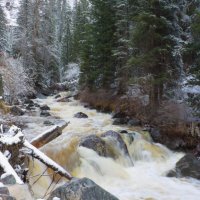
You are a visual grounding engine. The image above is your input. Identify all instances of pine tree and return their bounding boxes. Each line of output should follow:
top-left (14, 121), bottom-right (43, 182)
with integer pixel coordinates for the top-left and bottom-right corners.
top-left (0, 4), bottom-right (7, 51)
top-left (128, 0), bottom-right (179, 109)
top-left (113, 0), bottom-right (131, 93)
top-left (187, 10), bottom-right (200, 116)
top-left (80, 0), bottom-right (117, 89)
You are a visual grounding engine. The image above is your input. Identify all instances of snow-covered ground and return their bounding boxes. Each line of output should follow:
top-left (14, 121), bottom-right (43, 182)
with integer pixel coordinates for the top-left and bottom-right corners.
top-left (0, 0), bottom-right (20, 26)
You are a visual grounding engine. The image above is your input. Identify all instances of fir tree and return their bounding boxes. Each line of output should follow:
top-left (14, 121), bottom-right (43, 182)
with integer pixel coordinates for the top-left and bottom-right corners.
top-left (187, 10), bottom-right (200, 116)
top-left (80, 0), bottom-right (117, 89)
top-left (129, 0), bottom-right (179, 109)
top-left (0, 4), bottom-right (7, 51)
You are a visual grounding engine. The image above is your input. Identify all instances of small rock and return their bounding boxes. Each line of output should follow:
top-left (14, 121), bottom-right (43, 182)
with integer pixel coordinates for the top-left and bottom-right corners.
top-left (44, 120), bottom-right (55, 126)
top-left (26, 104), bottom-right (35, 110)
top-left (120, 130), bottom-right (128, 134)
top-left (40, 110), bottom-right (51, 117)
top-left (47, 178), bottom-right (119, 200)
top-left (74, 112), bottom-right (88, 118)
top-left (1, 174), bottom-right (16, 185)
top-left (55, 94), bottom-right (61, 99)
top-left (40, 105), bottom-right (50, 111)
top-left (57, 97), bottom-right (72, 103)
top-left (10, 106), bottom-right (24, 116)
top-left (23, 99), bottom-right (34, 105)
top-left (34, 103), bottom-right (40, 107)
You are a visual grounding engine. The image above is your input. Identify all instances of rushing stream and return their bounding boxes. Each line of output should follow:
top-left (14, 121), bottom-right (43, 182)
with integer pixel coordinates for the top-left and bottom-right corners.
top-left (28, 93), bottom-right (200, 200)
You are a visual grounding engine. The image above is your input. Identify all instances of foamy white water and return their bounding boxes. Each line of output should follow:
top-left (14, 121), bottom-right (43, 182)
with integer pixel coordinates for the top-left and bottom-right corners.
top-left (30, 93), bottom-right (200, 200)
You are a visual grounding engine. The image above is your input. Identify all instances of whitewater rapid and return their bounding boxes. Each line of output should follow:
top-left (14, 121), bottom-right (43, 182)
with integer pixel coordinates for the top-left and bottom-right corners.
top-left (29, 93), bottom-right (200, 200)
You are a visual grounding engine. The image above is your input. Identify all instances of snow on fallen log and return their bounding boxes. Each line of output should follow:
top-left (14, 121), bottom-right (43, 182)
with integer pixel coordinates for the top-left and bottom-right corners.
top-left (0, 126), bottom-right (24, 145)
top-left (0, 151), bottom-right (23, 184)
top-left (31, 121), bottom-right (69, 148)
top-left (24, 140), bottom-right (73, 180)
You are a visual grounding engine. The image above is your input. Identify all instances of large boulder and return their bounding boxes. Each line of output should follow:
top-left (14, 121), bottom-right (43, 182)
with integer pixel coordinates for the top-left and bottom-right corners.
top-left (167, 154), bottom-right (200, 180)
top-left (79, 135), bottom-right (107, 157)
top-left (74, 112), bottom-right (88, 119)
top-left (47, 178), bottom-right (119, 200)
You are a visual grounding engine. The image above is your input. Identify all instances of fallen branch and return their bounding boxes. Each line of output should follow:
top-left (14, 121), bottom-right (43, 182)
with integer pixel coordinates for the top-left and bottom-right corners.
top-left (0, 151), bottom-right (23, 184)
top-left (24, 140), bottom-right (73, 180)
top-left (31, 121), bottom-right (69, 148)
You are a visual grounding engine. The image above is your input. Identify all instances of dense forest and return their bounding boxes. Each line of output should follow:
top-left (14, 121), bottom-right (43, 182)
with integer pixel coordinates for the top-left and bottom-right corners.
top-left (0, 0), bottom-right (199, 150)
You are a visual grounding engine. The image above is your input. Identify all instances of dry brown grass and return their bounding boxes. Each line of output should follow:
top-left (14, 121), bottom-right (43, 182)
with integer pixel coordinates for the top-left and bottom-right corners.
top-left (0, 100), bottom-right (10, 114)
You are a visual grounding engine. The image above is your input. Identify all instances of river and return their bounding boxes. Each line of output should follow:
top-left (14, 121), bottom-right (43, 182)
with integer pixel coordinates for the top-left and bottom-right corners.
top-left (25, 93), bottom-right (200, 200)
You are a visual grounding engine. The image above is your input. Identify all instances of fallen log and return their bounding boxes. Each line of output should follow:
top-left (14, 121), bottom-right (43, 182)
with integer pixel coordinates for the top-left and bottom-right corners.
top-left (24, 140), bottom-right (73, 181)
top-left (31, 121), bottom-right (69, 148)
top-left (0, 151), bottom-right (23, 184)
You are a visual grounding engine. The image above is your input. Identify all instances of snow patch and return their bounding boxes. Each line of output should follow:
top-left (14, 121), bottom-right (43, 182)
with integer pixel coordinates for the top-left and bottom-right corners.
top-left (0, 0), bottom-right (21, 26)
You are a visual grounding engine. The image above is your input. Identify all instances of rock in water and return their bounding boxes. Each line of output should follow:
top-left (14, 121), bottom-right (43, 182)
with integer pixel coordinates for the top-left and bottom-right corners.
top-left (74, 112), bottom-right (88, 118)
top-left (40, 104), bottom-right (50, 111)
top-left (167, 154), bottom-right (200, 180)
top-left (47, 178), bottom-right (119, 200)
top-left (79, 135), bottom-right (107, 157)
top-left (101, 130), bottom-right (130, 157)
top-left (10, 106), bottom-right (24, 116)
top-left (40, 110), bottom-right (51, 117)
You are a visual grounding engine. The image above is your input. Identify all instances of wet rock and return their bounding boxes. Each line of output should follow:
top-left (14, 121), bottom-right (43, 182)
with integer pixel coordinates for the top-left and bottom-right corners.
top-left (10, 106), bottom-right (24, 116)
top-left (44, 120), bottom-right (55, 126)
top-left (57, 97), bottom-right (72, 103)
top-left (40, 110), bottom-right (51, 117)
top-left (23, 99), bottom-right (34, 105)
top-left (40, 104), bottom-right (50, 111)
top-left (55, 94), bottom-right (61, 99)
top-left (167, 170), bottom-right (177, 177)
top-left (120, 130), bottom-right (128, 134)
top-left (168, 154), bottom-right (200, 180)
top-left (74, 112), bottom-right (88, 119)
top-left (79, 135), bottom-right (107, 157)
top-left (1, 174), bottom-right (16, 185)
top-left (128, 118), bottom-right (141, 126)
top-left (47, 177), bottom-right (119, 200)
top-left (101, 131), bottom-right (129, 156)
top-left (34, 103), bottom-right (40, 107)
top-left (26, 103), bottom-right (35, 110)
top-left (0, 187), bottom-right (9, 195)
